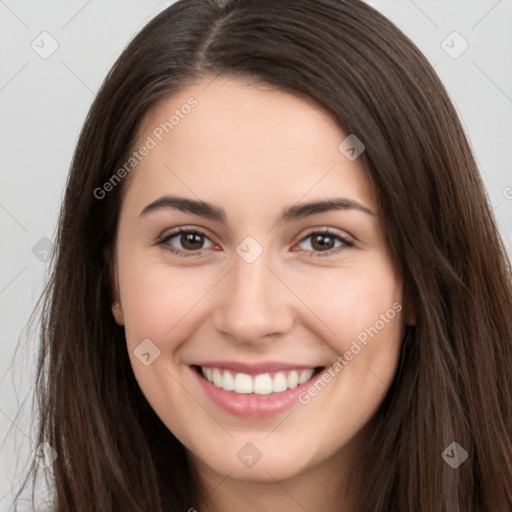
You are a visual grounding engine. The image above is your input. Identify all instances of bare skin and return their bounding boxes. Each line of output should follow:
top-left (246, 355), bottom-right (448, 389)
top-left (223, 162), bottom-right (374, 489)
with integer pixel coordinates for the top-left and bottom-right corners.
top-left (111, 75), bottom-right (413, 512)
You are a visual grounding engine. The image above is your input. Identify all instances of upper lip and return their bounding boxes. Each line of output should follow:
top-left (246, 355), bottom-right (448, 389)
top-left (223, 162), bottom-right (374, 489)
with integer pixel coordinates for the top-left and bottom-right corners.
top-left (192, 361), bottom-right (324, 375)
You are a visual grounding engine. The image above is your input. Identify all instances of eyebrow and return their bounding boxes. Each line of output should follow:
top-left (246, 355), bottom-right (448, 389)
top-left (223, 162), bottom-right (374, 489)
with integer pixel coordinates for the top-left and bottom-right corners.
top-left (139, 195), bottom-right (375, 222)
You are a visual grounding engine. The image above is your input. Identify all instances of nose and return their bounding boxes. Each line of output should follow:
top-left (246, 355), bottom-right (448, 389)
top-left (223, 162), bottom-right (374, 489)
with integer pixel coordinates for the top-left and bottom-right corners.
top-left (212, 251), bottom-right (295, 345)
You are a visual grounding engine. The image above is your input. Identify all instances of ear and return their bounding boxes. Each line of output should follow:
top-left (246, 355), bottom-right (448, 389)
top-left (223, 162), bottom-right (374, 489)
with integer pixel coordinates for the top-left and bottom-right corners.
top-left (112, 301), bottom-right (125, 326)
top-left (109, 262), bottom-right (125, 326)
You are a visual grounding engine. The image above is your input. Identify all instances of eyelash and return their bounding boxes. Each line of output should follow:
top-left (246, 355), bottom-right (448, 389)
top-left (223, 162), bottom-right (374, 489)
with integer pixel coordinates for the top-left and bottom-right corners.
top-left (156, 227), bottom-right (354, 258)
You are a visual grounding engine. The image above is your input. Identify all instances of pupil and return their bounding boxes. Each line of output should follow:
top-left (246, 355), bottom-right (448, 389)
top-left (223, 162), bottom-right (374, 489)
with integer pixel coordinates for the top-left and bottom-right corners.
top-left (182, 232), bottom-right (203, 250)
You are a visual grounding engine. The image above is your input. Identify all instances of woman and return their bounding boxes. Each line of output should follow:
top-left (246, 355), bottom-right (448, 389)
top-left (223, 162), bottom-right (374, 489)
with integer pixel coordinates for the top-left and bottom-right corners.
top-left (14, 0), bottom-right (512, 510)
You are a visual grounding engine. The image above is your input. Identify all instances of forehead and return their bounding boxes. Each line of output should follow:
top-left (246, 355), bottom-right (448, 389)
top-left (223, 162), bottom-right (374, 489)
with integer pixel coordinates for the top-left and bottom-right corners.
top-left (121, 75), bottom-right (376, 218)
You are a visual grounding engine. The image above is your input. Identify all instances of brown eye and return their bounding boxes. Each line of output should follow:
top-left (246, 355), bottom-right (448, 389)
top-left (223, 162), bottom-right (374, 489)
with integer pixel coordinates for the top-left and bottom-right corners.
top-left (297, 230), bottom-right (353, 255)
top-left (310, 233), bottom-right (336, 251)
top-left (180, 231), bottom-right (205, 250)
top-left (159, 229), bottom-right (215, 255)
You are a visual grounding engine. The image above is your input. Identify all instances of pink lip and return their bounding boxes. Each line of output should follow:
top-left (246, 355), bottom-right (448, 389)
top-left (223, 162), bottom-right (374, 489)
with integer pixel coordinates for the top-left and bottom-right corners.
top-left (194, 360), bottom-right (321, 375)
top-left (191, 365), bottom-right (324, 418)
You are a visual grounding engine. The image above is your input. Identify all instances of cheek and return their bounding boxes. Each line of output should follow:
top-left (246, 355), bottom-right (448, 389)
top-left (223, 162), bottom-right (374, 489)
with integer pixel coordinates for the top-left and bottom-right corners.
top-left (118, 246), bottom-right (214, 344)
top-left (117, 254), bottom-right (208, 429)
top-left (295, 262), bottom-right (403, 344)
top-left (296, 261), bottom-right (404, 393)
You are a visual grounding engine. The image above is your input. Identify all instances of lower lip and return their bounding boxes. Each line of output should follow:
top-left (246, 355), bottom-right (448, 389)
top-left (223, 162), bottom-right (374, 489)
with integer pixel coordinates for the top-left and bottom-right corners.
top-left (192, 366), bottom-right (322, 418)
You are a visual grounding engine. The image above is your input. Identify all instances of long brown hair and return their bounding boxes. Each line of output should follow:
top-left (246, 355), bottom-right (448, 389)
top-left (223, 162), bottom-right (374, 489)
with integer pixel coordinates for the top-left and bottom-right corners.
top-left (13, 0), bottom-right (512, 510)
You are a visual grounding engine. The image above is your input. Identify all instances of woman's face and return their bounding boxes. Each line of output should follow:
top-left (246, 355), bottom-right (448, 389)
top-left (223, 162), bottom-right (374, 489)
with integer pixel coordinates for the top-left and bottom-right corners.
top-left (112, 75), bottom-right (408, 483)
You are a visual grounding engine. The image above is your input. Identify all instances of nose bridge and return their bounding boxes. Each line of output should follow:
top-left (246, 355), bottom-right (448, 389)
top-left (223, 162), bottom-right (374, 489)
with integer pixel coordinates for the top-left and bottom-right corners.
top-left (233, 253), bottom-right (272, 305)
top-left (213, 248), bottom-right (293, 342)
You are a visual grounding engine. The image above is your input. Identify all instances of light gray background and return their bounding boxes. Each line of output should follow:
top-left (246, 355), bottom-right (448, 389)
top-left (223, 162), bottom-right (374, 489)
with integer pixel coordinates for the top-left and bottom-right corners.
top-left (1, 0), bottom-right (511, 507)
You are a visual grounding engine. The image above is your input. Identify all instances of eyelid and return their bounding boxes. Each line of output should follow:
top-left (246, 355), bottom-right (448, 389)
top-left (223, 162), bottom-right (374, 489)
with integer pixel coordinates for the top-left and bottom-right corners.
top-left (298, 226), bottom-right (353, 243)
top-left (157, 225), bottom-right (217, 244)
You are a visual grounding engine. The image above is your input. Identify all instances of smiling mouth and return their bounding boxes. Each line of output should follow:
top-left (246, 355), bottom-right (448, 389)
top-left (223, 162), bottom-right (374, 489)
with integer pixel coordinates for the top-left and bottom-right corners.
top-left (192, 365), bottom-right (324, 395)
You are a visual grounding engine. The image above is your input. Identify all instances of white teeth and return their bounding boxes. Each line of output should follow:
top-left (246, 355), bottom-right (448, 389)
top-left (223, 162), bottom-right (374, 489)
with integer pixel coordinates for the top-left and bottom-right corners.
top-left (272, 372), bottom-right (288, 392)
top-left (254, 373), bottom-right (273, 395)
top-left (287, 370), bottom-right (299, 389)
top-left (212, 368), bottom-right (223, 388)
top-left (222, 371), bottom-right (235, 391)
top-left (234, 373), bottom-right (253, 393)
top-left (298, 369), bottom-right (314, 384)
top-left (200, 366), bottom-right (318, 394)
